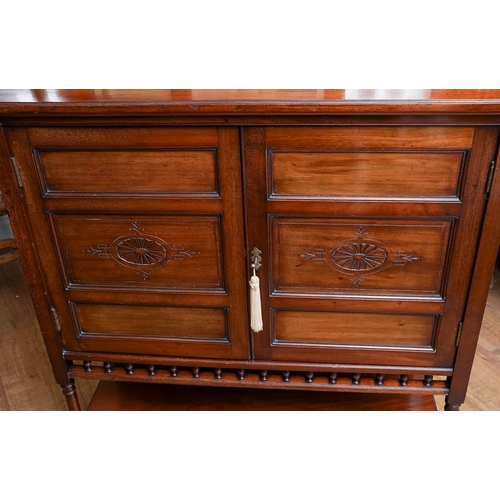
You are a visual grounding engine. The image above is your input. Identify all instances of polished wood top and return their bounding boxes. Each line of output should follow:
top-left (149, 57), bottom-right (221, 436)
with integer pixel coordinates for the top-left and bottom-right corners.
top-left (1, 89), bottom-right (500, 115)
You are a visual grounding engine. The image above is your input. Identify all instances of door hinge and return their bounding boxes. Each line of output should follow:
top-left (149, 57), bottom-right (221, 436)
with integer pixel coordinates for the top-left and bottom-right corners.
top-left (485, 160), bottom-right (496, 196)
top-left (455, 321), bottom-right (464, 347)
top-left (10, 157), bottom-right (23, 188)
top-left (51, 306), bottom-right (61, 333)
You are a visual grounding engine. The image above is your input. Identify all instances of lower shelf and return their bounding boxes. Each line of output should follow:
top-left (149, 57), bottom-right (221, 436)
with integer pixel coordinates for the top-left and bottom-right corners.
top-left (87, 381), bottom-right (437, 411)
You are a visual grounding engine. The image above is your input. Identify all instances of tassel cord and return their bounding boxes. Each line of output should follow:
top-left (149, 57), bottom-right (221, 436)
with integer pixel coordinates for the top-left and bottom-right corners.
top-left (249, 268), bottom-right (263, 333)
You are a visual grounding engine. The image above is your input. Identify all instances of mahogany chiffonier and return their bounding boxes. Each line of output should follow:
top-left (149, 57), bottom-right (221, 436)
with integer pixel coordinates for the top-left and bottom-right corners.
top-left (1, 89), bottom-right (499, 411)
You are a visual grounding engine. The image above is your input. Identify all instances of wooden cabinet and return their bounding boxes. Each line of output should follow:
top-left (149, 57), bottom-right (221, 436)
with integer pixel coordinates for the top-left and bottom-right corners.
top-left (1, 90), bottom-right (500, 410)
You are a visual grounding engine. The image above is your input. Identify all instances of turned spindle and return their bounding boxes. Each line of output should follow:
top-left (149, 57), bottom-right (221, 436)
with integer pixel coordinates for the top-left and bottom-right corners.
top-left (305, 372), bottom-right (314, 383)
top-left (328, 373), bottom-right (338, 384)
top-left (423, 375), bottom-right (433, 387)
top-left (375, 374), bottom-right (385, 386)
top-left (399, 374), bottom-right (409, 386)
top-left (103, 362), bottom-right (113, 373)
top-left (259, 370), bottom-right (268, 381)
top-left (192, 367), bottom-right (200, 378)
top-left (125, 363), bottom-right (134, 375)
top-left (214, 368), bottom-right (222, 379)
top-left (352, 373), bottom-right (361, 385)
top-left (148, 364), bottom-right (156, 376)
top-left (83, 360), bottom-right (92, 372)
top-left (169, 366), bottom-right (178, 377)
top-left (282, 371), bottom-right (290, 382)
top-left (237, 369), bottom-right (245, 380)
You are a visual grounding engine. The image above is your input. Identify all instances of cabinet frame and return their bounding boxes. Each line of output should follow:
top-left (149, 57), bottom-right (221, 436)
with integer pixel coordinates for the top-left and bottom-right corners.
top-left (1, 90), bottom-right (500, 410)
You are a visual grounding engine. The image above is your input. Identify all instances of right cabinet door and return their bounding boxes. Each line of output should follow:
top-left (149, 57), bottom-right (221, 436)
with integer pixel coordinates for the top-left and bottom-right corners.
top-left (244, 125), bottom-right (499, 367)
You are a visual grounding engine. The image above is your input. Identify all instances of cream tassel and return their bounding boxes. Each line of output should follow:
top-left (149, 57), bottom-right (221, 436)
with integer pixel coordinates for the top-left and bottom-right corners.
top-left (249, 272), bottom-right (263, 333)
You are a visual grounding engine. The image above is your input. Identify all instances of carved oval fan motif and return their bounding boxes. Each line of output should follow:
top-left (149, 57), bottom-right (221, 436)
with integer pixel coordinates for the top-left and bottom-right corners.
top-left (84, 221), bottom-right (198, 280)
top-left (298, 226), bottom-right (421, 287)
top-left (115, 237), bottom-right (168, 266)
top-left (331, 242), bottom-right (387, 271)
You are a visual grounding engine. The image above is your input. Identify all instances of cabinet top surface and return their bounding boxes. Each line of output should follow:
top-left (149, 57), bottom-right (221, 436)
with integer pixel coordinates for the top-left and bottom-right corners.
top-left (2, 89), bottom-right (500, 115)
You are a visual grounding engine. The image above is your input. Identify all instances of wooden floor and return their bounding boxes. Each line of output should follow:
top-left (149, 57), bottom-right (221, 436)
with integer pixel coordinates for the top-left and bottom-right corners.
top-left (1, 256), bottom-right (499, 411)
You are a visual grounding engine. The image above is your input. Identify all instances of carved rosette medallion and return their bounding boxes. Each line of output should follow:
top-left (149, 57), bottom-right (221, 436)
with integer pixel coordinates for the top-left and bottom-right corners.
top-left (331, 242), bottom-right (388, 271)
top-left (298, 226), bottom-right (421, 287)
top-left (115, 237), bottom-right (168, 266)
top-left (84, 222), bottom-right (198, 280)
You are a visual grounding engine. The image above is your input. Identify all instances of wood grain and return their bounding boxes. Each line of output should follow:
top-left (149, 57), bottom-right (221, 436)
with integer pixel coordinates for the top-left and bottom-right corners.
top-left (38, 149), bottom-right (218, 196)
top-left (2, 89), bottom-right (500, 115)
top-left (265, 126), bottom-right (475, 149)
top-left (87, 382), bottom-right (437, 411)
top-left (0, 259), bottom-right (97, 410)
top-left (270, 151), bottom-right (464, 199)
top-left (74, 303), bottom-right (228, 340)
top-left (273, 310), bottom-right (436, 348)
top-left (0, 371), bottom-right (10, 411)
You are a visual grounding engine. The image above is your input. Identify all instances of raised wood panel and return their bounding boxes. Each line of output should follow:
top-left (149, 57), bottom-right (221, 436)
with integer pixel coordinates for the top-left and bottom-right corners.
top-left (72, 303), bottom-right (228, 341)
top-left (266, 126), bottom-right (475, 149)
top-left (25, 126), bottom-right (219, 148)
top-left (270, 151), bottom-right (465, 200)
top-left (52, 215), bottom-right (225, 290)
top-left (36, 149), bottom-right (219, 196)
top-left (273, 310), bottom-right (437, 348)
top-left (272, 218), bottom-right (452, 296)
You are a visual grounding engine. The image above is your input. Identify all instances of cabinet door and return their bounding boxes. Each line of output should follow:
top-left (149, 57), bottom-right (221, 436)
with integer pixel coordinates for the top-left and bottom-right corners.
top-left (6, 126), bottom-right (249, 359)
top-left (244, 126), bottom-right (499, 367)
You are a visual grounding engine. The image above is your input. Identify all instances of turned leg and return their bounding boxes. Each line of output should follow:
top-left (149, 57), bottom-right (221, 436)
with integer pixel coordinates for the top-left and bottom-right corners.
top-left (444, 395), bottom-right (461, 411)
top-left (61, 379), bottom-right (81, 411)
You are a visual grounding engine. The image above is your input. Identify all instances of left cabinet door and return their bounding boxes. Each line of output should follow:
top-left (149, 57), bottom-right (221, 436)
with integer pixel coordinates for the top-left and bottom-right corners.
top-left (6, 126), bottom-right (250, 359)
